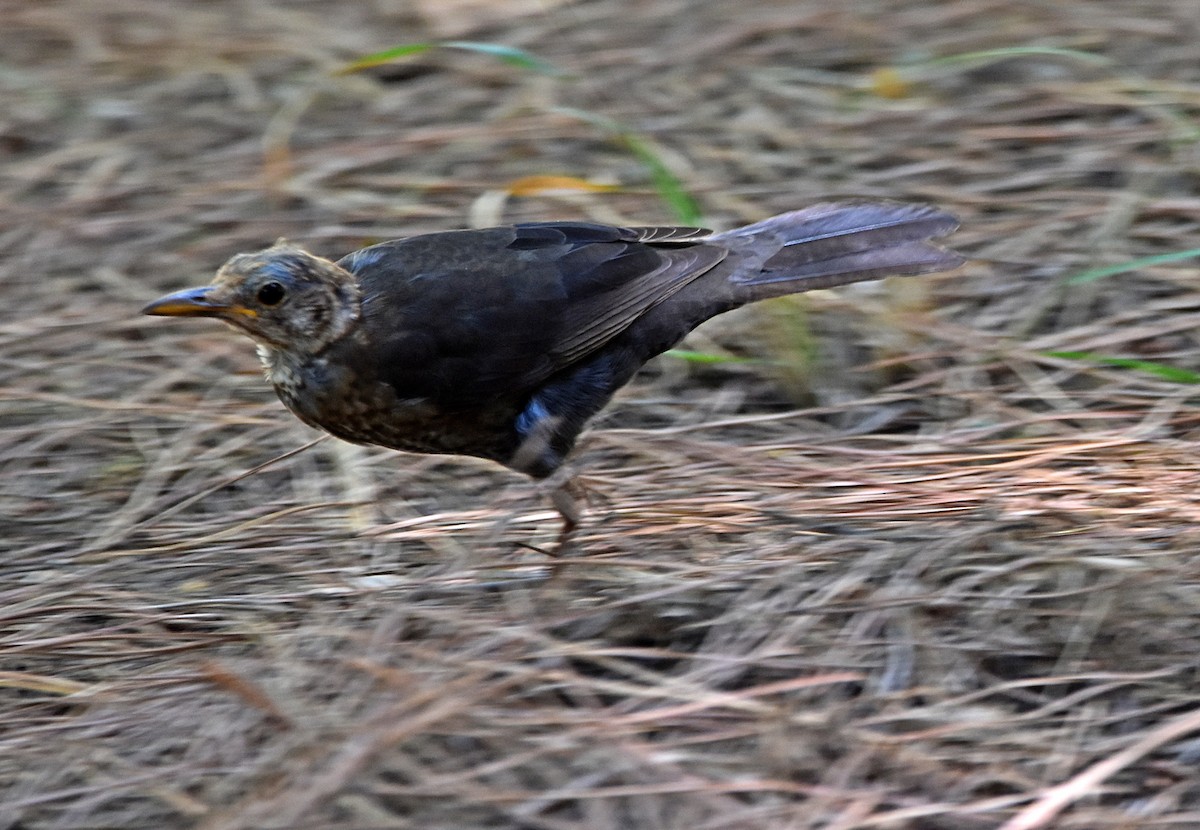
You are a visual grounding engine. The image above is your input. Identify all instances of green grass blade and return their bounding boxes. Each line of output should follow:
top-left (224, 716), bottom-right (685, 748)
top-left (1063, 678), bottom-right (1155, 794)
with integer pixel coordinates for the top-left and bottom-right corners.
top-left (553, 107), bottom-right (703, 225)
top-left (665, 349), bottom-right (758, 366)
top-left (443, 41), bottom-right (564, 75)
top-left (621, 133), bottom-right (704, 226)
top-left (925, 46), bottom-right (1112, 68)
top-left (1066, 248), bottom-right (1200, 284)
top-left (1045, 350), bottom-right (1200, 384)
top-left (340, 41), bottom-right (562, 76)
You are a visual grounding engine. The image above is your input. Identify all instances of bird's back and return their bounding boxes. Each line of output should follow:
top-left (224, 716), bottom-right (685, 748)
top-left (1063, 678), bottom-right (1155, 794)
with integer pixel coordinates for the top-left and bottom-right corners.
top-left (334, 224), bottom-right (727, 406)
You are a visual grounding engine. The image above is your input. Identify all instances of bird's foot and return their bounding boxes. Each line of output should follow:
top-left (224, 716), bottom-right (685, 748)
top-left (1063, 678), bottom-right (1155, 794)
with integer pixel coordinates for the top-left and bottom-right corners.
top-left (548, 475), bottom-right (586, 555)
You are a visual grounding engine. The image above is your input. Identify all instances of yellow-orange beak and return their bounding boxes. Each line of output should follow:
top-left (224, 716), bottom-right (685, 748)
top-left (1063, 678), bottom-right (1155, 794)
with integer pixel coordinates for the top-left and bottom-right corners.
top-left (142, 287), bottom-right (256, 318)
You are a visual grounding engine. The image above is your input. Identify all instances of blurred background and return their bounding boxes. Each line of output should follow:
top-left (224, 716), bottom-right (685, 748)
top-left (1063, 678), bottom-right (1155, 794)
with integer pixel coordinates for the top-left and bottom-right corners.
top-left (4, 1), bottom-right (1200, 827)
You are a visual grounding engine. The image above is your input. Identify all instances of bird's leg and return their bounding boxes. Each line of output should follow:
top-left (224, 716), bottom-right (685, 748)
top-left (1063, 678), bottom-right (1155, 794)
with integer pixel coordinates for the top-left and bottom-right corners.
top-left (513, 472), bottom-right (583, 559)
top-left (509, 407), bottom-right (588, 554)
top-left (548, 474), bottom-right (586, 553)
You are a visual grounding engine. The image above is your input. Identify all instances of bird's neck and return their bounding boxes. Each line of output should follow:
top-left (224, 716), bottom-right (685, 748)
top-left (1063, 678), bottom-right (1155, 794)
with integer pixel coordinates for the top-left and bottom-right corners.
top-left (257, 343), bottom-right (304, 398)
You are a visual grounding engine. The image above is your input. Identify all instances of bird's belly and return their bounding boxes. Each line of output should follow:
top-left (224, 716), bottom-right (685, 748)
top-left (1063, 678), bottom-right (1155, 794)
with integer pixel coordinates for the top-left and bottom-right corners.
top-left (271, 360), bottom-right (520, 464)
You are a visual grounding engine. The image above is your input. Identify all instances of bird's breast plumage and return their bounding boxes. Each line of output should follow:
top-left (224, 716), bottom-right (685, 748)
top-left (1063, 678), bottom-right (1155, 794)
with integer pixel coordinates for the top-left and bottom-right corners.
top-left (261, 339), bottom-right (524, 464)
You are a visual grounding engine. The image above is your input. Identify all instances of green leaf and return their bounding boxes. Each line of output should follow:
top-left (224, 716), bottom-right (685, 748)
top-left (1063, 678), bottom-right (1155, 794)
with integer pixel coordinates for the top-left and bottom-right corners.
top-left (1045, 351), bottom-right (1200, 384)
top-left (553, 107), bottom-right (703, 225)
top-left (340, 41), bottom-right (562, 76)
top-left (1066, 248), bottom-right (1200, 284)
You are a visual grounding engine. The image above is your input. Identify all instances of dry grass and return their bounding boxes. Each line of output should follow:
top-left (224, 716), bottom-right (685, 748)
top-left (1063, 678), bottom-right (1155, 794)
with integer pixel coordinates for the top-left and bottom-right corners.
top-left (4, 0), bottom-right (1200, 827)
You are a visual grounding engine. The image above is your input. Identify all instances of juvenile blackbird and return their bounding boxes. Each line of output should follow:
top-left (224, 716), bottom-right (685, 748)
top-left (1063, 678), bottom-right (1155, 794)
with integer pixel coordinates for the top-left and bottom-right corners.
top-left (144, 202), bottom-right (961, 541)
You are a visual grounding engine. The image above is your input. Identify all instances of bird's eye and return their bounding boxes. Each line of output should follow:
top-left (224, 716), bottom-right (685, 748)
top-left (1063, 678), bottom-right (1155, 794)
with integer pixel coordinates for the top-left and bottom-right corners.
top-left (256, 281), bottom-right (286, 306)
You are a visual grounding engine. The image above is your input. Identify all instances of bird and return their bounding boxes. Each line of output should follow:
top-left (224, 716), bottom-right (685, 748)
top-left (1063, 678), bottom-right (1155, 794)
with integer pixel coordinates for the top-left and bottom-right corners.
top-left (144, 201), bottom-right (962, 546)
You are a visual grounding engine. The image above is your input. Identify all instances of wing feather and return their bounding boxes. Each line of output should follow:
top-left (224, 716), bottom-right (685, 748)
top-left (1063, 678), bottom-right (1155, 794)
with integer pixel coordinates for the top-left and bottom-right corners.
top-left (339, 223), bottom-right (724, 402)
top-left (551, 245), bottom-right (725, 365)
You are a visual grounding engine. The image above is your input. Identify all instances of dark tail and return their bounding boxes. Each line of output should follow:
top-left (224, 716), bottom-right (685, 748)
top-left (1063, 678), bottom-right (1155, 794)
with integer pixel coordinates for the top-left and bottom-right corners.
top-left (710, 202), bottom-right (963, 300)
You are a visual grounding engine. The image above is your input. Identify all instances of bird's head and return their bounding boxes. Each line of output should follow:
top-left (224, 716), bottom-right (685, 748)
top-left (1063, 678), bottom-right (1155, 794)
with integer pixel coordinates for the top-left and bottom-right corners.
top-left (142, 240), bottom-right (361, 354)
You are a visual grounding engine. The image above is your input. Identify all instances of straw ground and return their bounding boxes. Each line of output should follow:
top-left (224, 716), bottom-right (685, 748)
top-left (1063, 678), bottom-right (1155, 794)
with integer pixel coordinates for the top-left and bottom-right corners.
top-left (4, 1), bottom-right (1200, 827)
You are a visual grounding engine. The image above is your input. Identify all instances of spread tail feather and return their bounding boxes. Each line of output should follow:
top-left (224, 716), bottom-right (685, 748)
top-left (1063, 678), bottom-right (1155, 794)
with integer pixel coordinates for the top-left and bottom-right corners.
top-left (711, 202), bottom-right (963, 299)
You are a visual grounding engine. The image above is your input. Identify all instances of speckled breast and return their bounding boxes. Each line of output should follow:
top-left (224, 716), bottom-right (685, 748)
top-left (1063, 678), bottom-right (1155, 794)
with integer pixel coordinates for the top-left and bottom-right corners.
top-left (267, 350), bottom-right (521, 466)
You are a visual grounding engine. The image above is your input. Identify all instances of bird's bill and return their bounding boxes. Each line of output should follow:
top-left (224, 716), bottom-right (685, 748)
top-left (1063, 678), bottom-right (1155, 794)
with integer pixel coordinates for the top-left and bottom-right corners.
top-left (141, 286), bottom-right (257, 318)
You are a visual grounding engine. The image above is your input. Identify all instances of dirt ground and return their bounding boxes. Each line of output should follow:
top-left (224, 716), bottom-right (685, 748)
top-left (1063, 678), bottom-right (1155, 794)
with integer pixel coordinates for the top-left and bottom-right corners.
top-left (4, 0), bottom-right (1200, 827)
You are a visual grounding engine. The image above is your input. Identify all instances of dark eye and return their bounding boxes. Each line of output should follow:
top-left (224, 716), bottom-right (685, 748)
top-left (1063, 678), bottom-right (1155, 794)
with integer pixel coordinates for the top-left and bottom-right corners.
top-left (256, 281), bottom-right (286, 306)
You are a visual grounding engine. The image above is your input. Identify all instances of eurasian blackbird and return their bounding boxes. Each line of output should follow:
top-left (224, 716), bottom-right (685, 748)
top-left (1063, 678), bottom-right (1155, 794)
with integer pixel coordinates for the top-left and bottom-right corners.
top-left (144, 202), bottom-right (961, 541)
